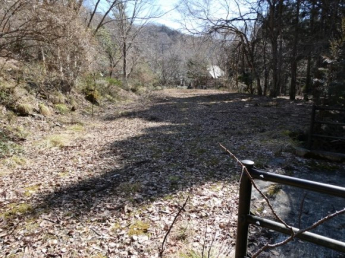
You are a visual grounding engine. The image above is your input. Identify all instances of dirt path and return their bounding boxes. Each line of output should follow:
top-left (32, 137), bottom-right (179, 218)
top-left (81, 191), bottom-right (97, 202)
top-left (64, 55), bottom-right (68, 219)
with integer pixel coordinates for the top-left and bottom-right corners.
top-left (0, 89), bottom-right (344, 257)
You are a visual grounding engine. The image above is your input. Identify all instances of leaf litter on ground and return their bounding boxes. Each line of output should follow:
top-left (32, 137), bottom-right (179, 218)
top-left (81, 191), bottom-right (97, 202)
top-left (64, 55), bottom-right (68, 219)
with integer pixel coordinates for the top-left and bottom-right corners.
top-left (2, 89), bottom-right (342, 257)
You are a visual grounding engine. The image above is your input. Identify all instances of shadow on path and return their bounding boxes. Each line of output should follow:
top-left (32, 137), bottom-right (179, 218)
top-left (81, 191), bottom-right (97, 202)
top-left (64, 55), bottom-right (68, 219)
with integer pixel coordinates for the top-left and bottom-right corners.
top-left (31, 93), bottom-right (311, 216)
top-left (13, 91), bottom-right (343, 257)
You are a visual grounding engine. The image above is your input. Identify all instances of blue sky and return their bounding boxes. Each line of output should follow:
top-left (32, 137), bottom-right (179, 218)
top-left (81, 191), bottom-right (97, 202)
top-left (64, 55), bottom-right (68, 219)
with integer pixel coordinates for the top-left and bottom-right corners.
top-left (84, 0), bottom-right (183, 30)
top-left (152, 0), bottom-right (248, 32)
top-left (84, 0), bottom-right (249, 32)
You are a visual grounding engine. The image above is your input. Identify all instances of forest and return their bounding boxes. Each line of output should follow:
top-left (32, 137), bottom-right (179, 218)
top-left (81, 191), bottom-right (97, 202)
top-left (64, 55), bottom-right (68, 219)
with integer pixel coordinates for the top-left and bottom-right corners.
top-left (0, 0), bottom-right (344, 257)
top-left (0, 0), bottom-right (344, 104)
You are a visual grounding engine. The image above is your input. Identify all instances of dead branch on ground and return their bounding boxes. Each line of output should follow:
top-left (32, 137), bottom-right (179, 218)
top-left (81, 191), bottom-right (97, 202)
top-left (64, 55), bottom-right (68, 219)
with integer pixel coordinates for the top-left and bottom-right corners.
top-left (159, 196), bottom-right (190, 257)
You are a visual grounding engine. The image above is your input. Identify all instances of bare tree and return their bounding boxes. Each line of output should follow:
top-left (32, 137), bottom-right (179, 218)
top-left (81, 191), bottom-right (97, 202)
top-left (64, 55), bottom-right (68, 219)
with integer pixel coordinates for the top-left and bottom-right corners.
top-left (86, 0), bottom-right (121, 35)
top-left (110, 0), bottom-right (161, 88)
top-left (264, 0), bottom-right (284, 97)
top-left (0, 0), bottom-right (95, 92)
top-left (289, 0), bottom-right (300, 100)
top-left (85, 0), bottom-right (161, 87)
top-left (96, 27), bottom-right (121, 77)
top-left (0, 0), bottom-right (44, 59)
top-left (177, 0), bottom-right (264, 94)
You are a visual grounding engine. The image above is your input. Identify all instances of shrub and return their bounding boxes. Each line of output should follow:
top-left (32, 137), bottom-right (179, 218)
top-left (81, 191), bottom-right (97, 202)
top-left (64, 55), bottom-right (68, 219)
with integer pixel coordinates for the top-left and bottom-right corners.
top-left (50, 91), bottom-right (66, 104)
top-left (105, 77), bottom-right (122, 87)
top-left (0, 140), bottom-right (22, 158)
top-left (85, 89), bottom-right (100, 105)
top-left (54, 104), bottom-right (69, 114)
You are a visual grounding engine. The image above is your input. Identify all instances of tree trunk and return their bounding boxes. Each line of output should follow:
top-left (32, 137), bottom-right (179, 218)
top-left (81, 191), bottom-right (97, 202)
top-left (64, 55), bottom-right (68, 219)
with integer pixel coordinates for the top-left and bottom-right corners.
top-left (256, 77), bottom-right (262, 95)
top-left (276, 2), bottom-right (283, 95)
top-left (271, 39), bottom-right (278, 97)
top-left (264, 70), bottom-right (269, 96)
top-left (304, 0), bottom-right (316, 101)
top-left (122, 40), bottom-right (128, 89)
top-left (269, 2), bottom-right (277, 97)
top-left (278, 37), bottom-right (283, 95)
top-left (304, 54), bottom-right (312, 100)
top-left (40, 47), bottom-right (46, 72)
top-left (269, 0), bottom-right (283, 97)
top-left (263, 39), bottom-right (268, 96)
top-left (290, 0), bottom-right (300, 100)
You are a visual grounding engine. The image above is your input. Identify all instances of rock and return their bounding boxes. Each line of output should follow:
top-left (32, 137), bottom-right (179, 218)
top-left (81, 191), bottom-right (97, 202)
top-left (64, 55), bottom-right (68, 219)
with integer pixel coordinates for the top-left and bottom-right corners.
top-left (294, 147), bottom-right (309, 157)
top-left (108, 243), bottom-right (116, 248)
top-left (70, 99), bottom-right (78, 111)
top-left (31, 113), bottom-right (45, 120)
top-left (295, 147), bottom-right (345, 161)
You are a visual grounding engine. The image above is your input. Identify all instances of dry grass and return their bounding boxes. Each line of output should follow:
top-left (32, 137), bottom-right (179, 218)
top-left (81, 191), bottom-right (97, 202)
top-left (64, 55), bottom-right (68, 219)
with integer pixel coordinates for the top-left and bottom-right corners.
top-left (38, 134), bottom-right (72, 148)
top-left (39, 104), bottom-right (51, 117)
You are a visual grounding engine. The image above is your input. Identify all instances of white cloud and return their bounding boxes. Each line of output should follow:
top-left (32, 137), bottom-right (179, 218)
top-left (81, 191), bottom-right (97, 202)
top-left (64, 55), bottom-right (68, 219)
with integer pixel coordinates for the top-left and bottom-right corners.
top-left (152, 0), bottom-right (183, 30)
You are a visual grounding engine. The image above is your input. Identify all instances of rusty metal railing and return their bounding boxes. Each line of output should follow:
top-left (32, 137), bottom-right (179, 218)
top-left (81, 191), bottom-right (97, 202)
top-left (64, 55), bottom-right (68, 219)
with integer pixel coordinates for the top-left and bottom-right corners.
top-left (235, 160), bottom-right (345, 258)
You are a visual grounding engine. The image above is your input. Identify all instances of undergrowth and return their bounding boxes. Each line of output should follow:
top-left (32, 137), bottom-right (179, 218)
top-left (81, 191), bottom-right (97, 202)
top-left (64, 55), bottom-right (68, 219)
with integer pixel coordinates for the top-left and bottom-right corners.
top-left (0, 130), bottom-right (23, 158)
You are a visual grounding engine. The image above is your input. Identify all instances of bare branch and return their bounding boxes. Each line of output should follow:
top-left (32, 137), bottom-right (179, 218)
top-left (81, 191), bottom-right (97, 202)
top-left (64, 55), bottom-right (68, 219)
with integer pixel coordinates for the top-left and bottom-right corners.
top-left (93, 0), bottom-right (120, 35)
top-left (87, 0), bottom-right (101, 28)
top-left (253, 207), bottom-right (345, 257)
top-left (159, 196), bottom-right (190, 257)
top-left (219, 144), bottom-right (345, 258)
top-left (298, 192), bottom-right (308, 228)
top-left (219, 143), bottom-right (292, 229)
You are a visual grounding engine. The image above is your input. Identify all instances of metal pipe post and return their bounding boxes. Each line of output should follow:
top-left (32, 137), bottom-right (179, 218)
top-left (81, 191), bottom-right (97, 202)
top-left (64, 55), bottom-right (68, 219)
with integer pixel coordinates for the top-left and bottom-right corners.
top-left (235, 160), bottom-right (254, 258)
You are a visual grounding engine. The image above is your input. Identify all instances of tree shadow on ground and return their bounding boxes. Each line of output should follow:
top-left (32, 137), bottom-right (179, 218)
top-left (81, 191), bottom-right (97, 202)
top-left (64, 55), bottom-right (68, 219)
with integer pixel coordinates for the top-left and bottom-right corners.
top-left (27, 93), bottom-right (243, 215)
top-left (7, 91), bottom-right (344, 257)
top-left (27, 92), bottom-right (313, 223)
top-left (19, 94), bottom-right (308, 220)
top-left (28, 91), bottom-right (314, 216)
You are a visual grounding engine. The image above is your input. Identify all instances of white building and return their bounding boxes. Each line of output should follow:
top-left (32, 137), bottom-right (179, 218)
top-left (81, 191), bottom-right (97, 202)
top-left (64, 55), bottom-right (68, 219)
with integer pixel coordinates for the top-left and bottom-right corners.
top-left (207, 65), bottom-right (225, 79)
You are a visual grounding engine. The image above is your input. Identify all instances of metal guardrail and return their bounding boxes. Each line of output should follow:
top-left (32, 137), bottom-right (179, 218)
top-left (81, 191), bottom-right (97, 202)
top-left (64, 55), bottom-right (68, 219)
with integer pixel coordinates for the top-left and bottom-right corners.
top-left (235, 160), bottom-right (345, 258)
top-left (308, 105), bottom-right (345, 150)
